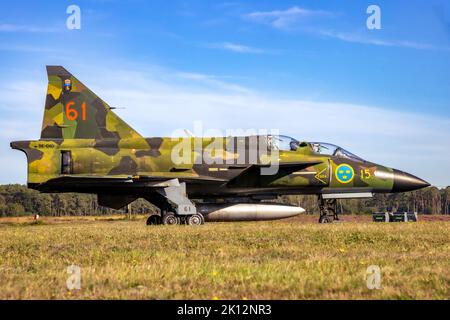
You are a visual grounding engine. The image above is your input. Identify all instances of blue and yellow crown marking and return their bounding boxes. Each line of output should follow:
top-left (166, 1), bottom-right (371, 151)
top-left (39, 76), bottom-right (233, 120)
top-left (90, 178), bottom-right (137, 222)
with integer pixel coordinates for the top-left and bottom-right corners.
top-left (335, 164), bottom-right (354, 184)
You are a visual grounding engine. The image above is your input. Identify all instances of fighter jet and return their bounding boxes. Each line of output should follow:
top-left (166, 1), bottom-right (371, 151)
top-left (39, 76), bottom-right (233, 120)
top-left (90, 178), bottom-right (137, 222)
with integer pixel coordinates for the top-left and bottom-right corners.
top-left (10, 66), bottom-right (430, 224)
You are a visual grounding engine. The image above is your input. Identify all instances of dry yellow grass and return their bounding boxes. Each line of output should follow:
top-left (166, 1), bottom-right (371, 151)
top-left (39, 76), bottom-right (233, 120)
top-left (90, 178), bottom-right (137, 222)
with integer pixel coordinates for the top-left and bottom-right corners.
top-left (0, 215), bottom-right (449, 299)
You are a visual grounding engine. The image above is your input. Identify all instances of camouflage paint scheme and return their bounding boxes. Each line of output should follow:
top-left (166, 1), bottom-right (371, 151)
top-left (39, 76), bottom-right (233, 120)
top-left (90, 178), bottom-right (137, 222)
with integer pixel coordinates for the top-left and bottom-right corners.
top-left (11, 66), bottom-right (428, 212)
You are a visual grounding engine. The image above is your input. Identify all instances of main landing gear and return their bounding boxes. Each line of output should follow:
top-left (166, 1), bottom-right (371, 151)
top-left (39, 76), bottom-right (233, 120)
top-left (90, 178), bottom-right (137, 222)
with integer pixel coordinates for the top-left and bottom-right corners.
top-left (146, 211), bottom-right (205, 226)
top-left (145, 179), bottom-right (205, 226)
top-left (318, 196), bottom-right (340, 223)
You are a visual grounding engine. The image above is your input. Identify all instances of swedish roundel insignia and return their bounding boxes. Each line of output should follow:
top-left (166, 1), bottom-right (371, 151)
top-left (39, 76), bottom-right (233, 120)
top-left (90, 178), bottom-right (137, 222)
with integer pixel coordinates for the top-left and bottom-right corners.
top-left (335, 164), bottom-right (354, 184)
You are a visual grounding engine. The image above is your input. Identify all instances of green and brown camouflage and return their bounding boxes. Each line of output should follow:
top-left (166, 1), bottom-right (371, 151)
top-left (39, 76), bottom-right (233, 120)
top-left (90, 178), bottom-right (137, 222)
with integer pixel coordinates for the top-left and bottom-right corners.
top-left (11, 66), bottom-right (429, 222)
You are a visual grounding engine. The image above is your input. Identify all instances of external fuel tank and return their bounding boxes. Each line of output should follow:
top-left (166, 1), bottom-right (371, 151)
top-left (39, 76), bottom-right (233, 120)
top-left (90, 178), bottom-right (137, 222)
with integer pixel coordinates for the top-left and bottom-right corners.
top-left (197, 203), bottom-right (305, 222)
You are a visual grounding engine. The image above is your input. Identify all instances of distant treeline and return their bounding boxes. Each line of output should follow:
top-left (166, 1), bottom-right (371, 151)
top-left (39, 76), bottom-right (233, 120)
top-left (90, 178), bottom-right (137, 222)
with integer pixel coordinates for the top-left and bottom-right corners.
top-left (0, 184), bottom-right (449, 217)
top-left (0, 184), bottom-right (155, 217)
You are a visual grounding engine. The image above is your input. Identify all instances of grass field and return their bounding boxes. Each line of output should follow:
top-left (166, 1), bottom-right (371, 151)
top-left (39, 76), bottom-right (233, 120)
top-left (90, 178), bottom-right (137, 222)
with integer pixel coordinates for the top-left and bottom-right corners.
top-left (0, 215), bottom-right (449, 299)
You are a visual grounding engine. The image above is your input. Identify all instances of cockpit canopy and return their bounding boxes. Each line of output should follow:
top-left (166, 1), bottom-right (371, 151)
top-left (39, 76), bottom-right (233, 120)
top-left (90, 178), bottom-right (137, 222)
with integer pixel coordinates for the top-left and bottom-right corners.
top-left (309, 142), bottom-right (365, 162)
top-left (266, 135), bottom-right (364, 162)
top-left (267, 135), bottom-right (301, 152)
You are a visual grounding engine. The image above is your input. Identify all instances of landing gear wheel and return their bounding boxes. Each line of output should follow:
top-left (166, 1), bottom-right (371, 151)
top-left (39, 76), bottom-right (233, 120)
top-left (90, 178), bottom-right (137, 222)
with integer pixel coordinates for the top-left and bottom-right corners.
top-left (162, 212), bottom-right (180, 225)
top-left (146, 214), bottom-right (162, 225)
top-left (187, 214), bottom-right (204, 225)
top-left (319, 215), bottom-right (333, 224)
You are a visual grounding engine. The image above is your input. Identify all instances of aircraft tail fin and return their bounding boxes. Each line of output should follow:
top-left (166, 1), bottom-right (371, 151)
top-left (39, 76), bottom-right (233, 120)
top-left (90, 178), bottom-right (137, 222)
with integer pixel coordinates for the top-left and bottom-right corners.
top-left (41, 66), bottom-right (142, 140)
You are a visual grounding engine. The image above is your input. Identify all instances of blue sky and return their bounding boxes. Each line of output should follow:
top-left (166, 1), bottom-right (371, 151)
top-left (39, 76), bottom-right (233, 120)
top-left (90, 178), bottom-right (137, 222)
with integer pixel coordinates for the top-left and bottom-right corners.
top-left (0, 0), bottom-right (449, 186)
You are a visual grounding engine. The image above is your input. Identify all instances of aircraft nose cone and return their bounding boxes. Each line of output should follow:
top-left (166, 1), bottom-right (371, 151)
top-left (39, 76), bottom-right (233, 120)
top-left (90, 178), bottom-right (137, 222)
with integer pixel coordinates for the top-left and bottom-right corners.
top-left (392, 169), bottom-right (430, 192)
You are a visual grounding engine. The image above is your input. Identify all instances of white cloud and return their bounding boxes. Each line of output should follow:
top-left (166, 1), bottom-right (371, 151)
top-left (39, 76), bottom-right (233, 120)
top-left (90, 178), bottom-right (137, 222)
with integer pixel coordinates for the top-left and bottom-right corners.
top-left (244, 6), bottom-right (332, 30)
top-left (206, 42), bottom-right (267, 54)
top-left (0, 23), bottom-right (60, 33)
top-left (244, 7), bottom-right (449, 51)
top-left (0, 44), bottom-right (63, 53)
top-left (0, 81), bottom-right (47, 112)
top-left (1, 63), bottom-right (449, 186)
top-left (316, 29), bottom-right (445, 50)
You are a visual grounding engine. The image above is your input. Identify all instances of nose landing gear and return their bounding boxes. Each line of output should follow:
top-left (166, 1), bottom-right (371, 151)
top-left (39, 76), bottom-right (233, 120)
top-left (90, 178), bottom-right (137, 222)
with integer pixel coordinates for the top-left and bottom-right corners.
top-left (318, 196), bottom-right (340, 223)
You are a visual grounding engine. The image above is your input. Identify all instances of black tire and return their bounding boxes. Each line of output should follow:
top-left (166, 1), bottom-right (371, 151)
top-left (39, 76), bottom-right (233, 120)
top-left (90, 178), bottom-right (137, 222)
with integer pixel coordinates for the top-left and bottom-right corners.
top-left (146, 214), bottom-right (162, 225)
top-left (187, 214), bottom-right (204, 225)
top-left (319, 215), bottom-right (333, 224)
top-left (162, 212), bottom-right (179, 225)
